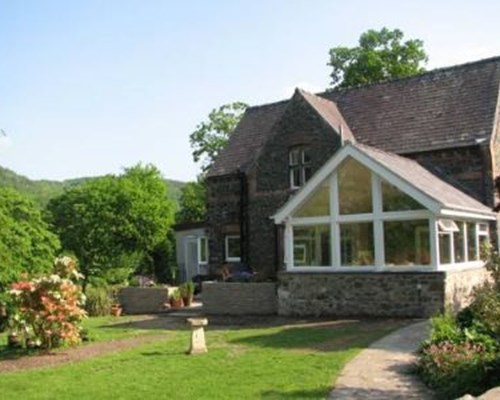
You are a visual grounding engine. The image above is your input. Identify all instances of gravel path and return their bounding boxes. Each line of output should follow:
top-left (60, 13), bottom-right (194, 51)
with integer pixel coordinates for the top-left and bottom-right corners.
top-left (330, 320), bottom-right (434, 400)
top-left (0, 333), bottom-right (168, 374)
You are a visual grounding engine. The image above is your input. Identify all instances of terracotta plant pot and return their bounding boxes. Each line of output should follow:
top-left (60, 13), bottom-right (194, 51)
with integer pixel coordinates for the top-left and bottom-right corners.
top-left (169, 297), bottom-right (183, 309)
top-left (182, 295), bottom-right (193, 307)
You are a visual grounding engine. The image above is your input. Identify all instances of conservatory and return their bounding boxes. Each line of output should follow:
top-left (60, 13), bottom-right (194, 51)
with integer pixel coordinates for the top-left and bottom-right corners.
top-left (273, 143), bottom-right (496, 272)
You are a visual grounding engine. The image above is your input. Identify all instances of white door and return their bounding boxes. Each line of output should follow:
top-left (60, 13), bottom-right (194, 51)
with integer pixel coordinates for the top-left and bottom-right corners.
top-left (185, 238), bottom-right (199, 281)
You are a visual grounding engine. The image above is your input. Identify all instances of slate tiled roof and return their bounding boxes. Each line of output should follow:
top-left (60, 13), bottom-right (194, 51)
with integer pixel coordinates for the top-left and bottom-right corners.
top-left (326, 57), bottom-right (500, 154)
top-left (299, 89), bottom-right (355, 142)
top-left (355, 143), bottom-right (494, 214)
top-left (208, 56), bottom-right (500, 178)
top-left (208, 100), bottom-right (288, 177)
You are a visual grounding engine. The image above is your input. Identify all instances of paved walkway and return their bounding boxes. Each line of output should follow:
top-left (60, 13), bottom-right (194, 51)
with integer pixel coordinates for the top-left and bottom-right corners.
top-left (329, 320), bottom-right (434, 400)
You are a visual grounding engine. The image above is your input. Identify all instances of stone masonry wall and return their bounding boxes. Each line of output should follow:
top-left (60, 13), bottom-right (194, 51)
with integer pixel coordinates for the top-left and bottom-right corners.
top-left (202, 282), bottom-right (278, 315)
top-left (408, 146), bottom-right (493, 206)
top-left (118, 287), bottom-right (173, 314)
top-left (206, 175), bottom-right (242, 272)
top-left (246, 93), bottom-right (342, 279)
top-left (278, 272), bottom-right (446, 317)
top-left (444, 267), bottom-right (491, 312)
top-left (278, 269), bottom-right (491, 317)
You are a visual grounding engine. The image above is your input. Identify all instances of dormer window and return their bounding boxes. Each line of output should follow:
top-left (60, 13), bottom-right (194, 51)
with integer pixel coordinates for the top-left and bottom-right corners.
top-left (289, 146), bottom-right (311, 188)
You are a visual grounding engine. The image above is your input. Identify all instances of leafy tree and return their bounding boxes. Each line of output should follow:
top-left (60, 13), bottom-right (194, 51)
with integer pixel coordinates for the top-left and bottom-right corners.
top-left (176, 180), bottom-right (206, 224)
top-left (328, 27), bottom-right (428, 89)
top-left (46, 164), bottom-right (175, 283)
top-left (189, 102), bottom-right (247, 172)
top-left (0, 187), bottom-right (60, 288)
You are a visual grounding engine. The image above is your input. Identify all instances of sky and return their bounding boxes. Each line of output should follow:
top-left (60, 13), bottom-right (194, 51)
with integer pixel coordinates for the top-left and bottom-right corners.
top-left (1, 1), bottom-right (500, 183)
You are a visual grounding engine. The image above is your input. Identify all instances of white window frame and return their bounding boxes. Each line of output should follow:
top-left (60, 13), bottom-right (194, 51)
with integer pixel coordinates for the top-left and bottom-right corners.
top-left (277, 147), bottom-right (495, 273)
top-left (225, 235), bottom-right (241, 262)
top-left (198, 236), bottom-right (208, 265)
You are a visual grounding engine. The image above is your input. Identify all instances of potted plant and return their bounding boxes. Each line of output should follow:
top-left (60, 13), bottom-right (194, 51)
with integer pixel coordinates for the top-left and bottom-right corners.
top-left (180, 281), bottom-right (195, 307)
top-left (169, 288), bottom-right (183, 309)
top-left (110, 287), bottom-right (123, 316)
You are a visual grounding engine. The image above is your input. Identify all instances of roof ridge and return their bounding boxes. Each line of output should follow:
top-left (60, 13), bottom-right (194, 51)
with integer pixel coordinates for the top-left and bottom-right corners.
top-left (322, 55), bottom-right (500, 95)
top-left (244, 55), bottom-right (500, 111)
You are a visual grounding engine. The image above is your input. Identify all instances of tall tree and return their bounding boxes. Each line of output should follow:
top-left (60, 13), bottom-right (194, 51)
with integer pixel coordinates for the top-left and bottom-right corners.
top-left (0, 187), bottom-right (60, 288)
top-left (46, 164), bottom-right (175, 283)
top-left (176, 180), bottom-right (206, 224)
top-left (328, 27), bottom-right (428, 89)
top-left (189, 102), bottom-right (247, 172)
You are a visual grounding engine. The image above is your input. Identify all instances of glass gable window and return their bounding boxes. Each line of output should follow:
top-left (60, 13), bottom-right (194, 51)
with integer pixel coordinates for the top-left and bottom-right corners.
top-left (340, 223), bottom-right (374, 266)
top-left (285, 152), bottom-right (492, 270)
top-left (382, 181), bottom-right (424, 212)
top-left (293, 225), bottom-right (330, 266)
top-left (338, 157), bottom-right (372, 214)
top-left (289, 146), bottom-right (312, 189)
top-left (384, 220), bottom-right (430, 266)
top-left (294, 181), bottom-right (329, 217)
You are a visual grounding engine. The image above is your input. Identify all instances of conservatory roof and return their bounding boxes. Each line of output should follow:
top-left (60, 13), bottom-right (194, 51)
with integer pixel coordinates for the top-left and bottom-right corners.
top-left (273, 143), bottom-right (496, 224)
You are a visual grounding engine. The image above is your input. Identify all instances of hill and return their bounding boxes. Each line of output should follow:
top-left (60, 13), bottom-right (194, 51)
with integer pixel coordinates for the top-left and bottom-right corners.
top-left (0, 166), bottom-right (185, 208)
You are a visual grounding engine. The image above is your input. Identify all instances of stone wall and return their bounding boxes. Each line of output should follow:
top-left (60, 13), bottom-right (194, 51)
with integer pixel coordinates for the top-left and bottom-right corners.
top-left (206, 174), bottom-right (242, 271)
top-left (444, 267), bottom-right (491, 312)
top-left (245, 92), bottom-right (342, 279)
top-left (202, 282), bottom-right (278, 315)
top-left (118, 287), bottom-right (172, 314)
top-left (278, 269), bottom-right (491, 317)
top-left (408, 146), bottom-right (492, 207)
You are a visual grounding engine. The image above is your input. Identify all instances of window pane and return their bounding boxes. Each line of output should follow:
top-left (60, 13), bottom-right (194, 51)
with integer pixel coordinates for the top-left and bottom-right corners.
top-left (340, 223), bottom-right (374, 266)
top-left (479, 235), bottom-right (489, 260)
top-left (289, 149), bottom-right (300, 166)
top-left (384, 220), bottom-right (430, 266)
top-left (454, 222), bottom-right (465, 263)
top-left (302, 149), bottom-right (311, 164)
top-left (226, 236), bottom-right (241, 259)
top-left (439, 234), bottom-right (451, 264)
top-left (467, 223), bottom-right (476, 261)
top-left (293, 225), bottom-right (330, 266)
top-left (304, 166), bottom-right (312, 183)
top-left (291, 168), bottom-right (301, 187)
top-left (382, 181), bottom-right (424, 212)
top-left (338, 157), bottom-right (372, 214)
top-left (199, 237), bottom-right (208, 263)
top-left (295, 181), bottom-right (329, 217)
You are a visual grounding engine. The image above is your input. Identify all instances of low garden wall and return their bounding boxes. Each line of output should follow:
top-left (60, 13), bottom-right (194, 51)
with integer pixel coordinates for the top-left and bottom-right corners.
top-left (118, 287), bottom-right (173, 314)
top-left (202, 282), bottom-right (278, 315)
top-left (278, 268), bottom-right (489, 318)
top-left (444, 267), bottom-right (491, 312)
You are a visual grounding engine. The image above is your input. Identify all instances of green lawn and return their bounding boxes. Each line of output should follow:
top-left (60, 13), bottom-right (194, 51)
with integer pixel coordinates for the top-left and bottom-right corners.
top-left (0, 317), bottom-right (406, 399)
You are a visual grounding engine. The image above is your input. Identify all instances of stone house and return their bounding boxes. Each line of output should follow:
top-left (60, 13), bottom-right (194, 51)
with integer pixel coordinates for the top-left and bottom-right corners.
top-left (203, 57), bottom-right (500, 317)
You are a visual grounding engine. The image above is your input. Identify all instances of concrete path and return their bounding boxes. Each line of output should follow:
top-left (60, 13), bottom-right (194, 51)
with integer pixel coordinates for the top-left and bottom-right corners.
top-left (330, 320), bottom-right (434, 400)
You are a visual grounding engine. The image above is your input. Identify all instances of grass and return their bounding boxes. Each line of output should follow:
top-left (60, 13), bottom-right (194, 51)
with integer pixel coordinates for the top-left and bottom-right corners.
top-left (0, 315), bottom-right (155, 359)
top-left (0, 317), bottom-right (406, 399)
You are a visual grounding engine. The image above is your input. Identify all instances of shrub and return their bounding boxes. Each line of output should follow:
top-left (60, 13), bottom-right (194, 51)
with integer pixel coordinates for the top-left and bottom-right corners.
top-left (9, 256), bottom-right (86, 350)
top-left (417, 277), bottom-right (500, 398)
top-left (85, 285), bottom-right (112, 317)
top-left (180, 281), bottom-right (195, 297)
top-left (418, 341), bottom-right (499, 399)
